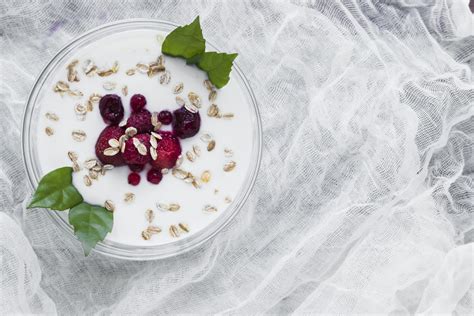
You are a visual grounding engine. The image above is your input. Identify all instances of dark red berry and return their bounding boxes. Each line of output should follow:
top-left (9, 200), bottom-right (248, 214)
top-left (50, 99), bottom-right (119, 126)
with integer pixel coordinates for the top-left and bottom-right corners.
top-left (158, 110), bottom-right (173, 125)
top-left (150, 131), bottom-right (182, 169)
top-left (128, 172), bottom-right (141, 186)
top-left (95, 126), bottom-right (125, 166)
top-left (122, 133), bottom-right (151, 165)
top-left (126, 109), bottom-right (153, 133)
top-left (99, 94), bottom-right (124, 125)
top-left (172, 106), bottom-right (201, 139)
top-left (129, 164), bottom-right (144, 172)
top-left (130, 94), bottom-right (147, 112)
top-left (147, 169), bottom-right (163, 184)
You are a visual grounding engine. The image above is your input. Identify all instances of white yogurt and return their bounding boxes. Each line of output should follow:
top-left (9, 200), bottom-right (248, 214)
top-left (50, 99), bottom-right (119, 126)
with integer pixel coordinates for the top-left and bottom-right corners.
top-left (35, 29), bottom-right (254, 246)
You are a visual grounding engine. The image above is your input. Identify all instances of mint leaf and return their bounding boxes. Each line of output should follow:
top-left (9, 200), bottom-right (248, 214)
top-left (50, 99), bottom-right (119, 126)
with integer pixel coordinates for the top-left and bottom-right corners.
top-left (196, 52), bottom-right (238, 88)
top-left (69, 202), bottom-right (113, 256)
top-left (27, 167), bottom-right (83, 211)
top-left (162, 16), bottom-right (205, 59)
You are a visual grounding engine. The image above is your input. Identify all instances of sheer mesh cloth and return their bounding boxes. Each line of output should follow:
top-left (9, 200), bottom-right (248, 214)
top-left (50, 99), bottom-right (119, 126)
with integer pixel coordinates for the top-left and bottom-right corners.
top-left (0, 0), bottom-right (473, 314)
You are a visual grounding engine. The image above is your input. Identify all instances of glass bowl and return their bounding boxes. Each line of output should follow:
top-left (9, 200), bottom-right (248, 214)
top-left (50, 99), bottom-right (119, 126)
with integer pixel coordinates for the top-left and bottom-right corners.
top-left (21, 19), bottom-right (262, 260)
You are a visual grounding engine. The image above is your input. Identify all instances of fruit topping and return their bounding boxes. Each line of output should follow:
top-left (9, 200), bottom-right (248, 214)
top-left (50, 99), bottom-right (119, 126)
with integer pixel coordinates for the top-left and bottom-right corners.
top-left (99, 94), bottom-right (124, 125)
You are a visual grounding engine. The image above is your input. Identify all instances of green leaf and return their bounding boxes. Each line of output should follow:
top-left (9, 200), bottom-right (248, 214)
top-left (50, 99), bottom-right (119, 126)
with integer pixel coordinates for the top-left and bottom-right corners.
top-left (27, 167), bottom-right (83, 211)
top-left (69, 202), bottom-right (113, 256)
top-left (186, 53), bottom-right (202, 65)
top-left (162, 16), bottom-right (205, 59)
top-left (196, 52), bottom-right (238, 88)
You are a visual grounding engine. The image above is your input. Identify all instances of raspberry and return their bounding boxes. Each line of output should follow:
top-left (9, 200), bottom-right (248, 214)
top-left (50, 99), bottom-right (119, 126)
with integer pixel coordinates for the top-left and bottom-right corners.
top-left (126, 109), bottom-right (153, 133)
top-left (147, 169), bottom-right (163, 184)
top-left (122, 133), bottom-right (151, 165)
top-left (172, 106), bottom-right (201, 139)
top-left (130, 94), bottom-right (147, 112)
top-left (99, 94), bottom-right (124, 125)
top-left (158, 110), bottom-right (173, 125)
top-left (128, 172), bottom-right (141, 186)
top-left (95, 126), bottom-right (125, 166)
top-left (150, 131), bottom-right (182, 169)
top-left (129, 164), bottom-right (144, 172)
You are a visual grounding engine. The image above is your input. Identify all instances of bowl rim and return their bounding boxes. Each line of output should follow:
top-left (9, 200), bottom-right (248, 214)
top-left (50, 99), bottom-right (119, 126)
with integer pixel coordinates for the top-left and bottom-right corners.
top-left (21, 18), bottom-right (262, 260)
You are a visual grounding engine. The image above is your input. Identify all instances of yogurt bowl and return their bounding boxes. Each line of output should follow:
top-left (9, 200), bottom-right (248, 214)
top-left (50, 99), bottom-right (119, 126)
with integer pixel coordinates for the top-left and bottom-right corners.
top-left (22, 19), bottom-right (262, 260)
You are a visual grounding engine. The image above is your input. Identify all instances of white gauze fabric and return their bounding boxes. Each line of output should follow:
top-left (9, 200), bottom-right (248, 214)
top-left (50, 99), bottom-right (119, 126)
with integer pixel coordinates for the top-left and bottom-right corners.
top-left (0, 0), bottom-right (473, 314)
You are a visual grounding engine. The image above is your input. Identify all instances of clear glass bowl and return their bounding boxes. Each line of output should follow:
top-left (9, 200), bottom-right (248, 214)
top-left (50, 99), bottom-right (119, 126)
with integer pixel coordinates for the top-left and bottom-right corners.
top-left (21, 19), bottom-right (262, 260)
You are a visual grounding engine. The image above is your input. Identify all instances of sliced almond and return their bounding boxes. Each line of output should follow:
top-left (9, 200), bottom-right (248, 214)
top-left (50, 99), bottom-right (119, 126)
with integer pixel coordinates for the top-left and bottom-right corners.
top-left (201, 170), bottom-right (211, 183)
top-left (209, 90), bottom-right (217, 102)
top-left (124, 192), bottom-right (135, 203)
top-left (207, 140), bottom-right (216, 152)
top-left (185, 104), bottom-right (198, 114)
top-left (141, 229), bottom-right (152, 240)
top-left (223, 161), bottom-right (236, 172)
top-left (145, 209), bottom-right (154, 223)
top-left (203, 205), bottom-right (218, 213)
top-left (125, 127), bottom-right (137, 137)
top-left (83, 60), bottom-right (97, 76)
top-left (178, 223), bottom-right (189, 233)
top-left (45, 127), bottom-right (54, 136)
top-left (193, 145), bottom-right (201, 157)
top-left (192, 179), bottom-right (201, 189)
top-left (104, 147), bottom-right (119, 156)
top-left (169, 203), bottom-right (180, 212)
top-left (150, 131), bottom-right (162, 140)
top-left (173, 82), bottom-right (184, 94)
top-left (151, 112), bottom-right (159, 127)
top-left (136, 63), bottom-right (149, 73)
top-left (200, 133), bottom-right (212, 143)
top-left (150, 147), bottom-right (157, 160)
top-left (104, 200), bottom-right (115, 212)
top-left (172, 168), bottom-right (188, 180)
top-left (72, 162), bottom-right (81, 172)
top-left (103, 164), bottom-right (114, 171)
top-left (84, 158), bottom-right (97, 170)
top-left (108, 139), bottom-right (120, 148)
top-left (159, 70), bottom-right (171, 85)
top-left (54, 81), bottom-right (69, 92)
top-left (45, 112), bottom-right (59, 121)
top-left (224, 148), bottom-right (234, 157)
top-left (83, 175), bottom-right (92, 186)
top-left (169, 225), bottom-right (180, 238)
top-left (137, 144), bottom-right (147, 156)
top-left (147, 225), bottom-right (162, 234)
top-left (88, 169), bottom-right (99, 180)
top-left (149, 135), bottom-right (158, 148)
top-left (207, 104), bottom-right (219, 117)
top-left (203, 79), bottom-right (214, 91)
top-left (67, 151), bottom-right (78, 162)
top-left (72, 130), bottom-right (86, 142)
top-left (188, 92), bottom-right (201, 108)
top-left (186, 151), bottom-right (196, 162)
top-left (102, 81), bottom-right (116, 90)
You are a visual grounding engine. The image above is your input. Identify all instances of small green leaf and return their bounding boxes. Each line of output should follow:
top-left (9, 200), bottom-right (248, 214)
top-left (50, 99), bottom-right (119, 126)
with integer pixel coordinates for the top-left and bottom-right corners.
top-left (196, 52), bottom-right (238, 88)
top-left (162, 16), bottom-right (205, 59)
top-left (69, 202), bottom-right (113, 256)
top-left (27, 167), bottom-right (83, 211)
top-left (186, 53), bottom-right (202, 65)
